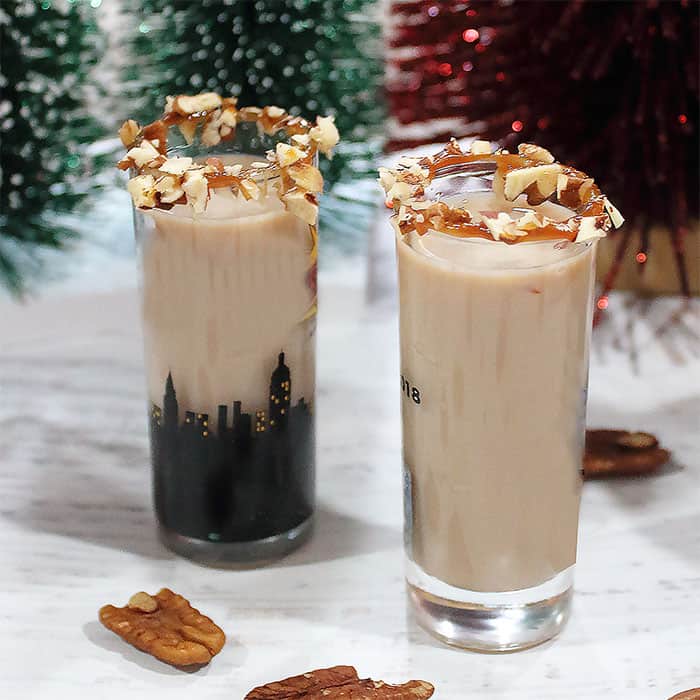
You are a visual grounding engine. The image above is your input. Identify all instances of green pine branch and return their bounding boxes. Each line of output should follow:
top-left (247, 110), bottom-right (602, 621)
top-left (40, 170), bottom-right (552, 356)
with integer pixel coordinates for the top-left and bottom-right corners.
top-left (0, 0), bottom-right (105, 294)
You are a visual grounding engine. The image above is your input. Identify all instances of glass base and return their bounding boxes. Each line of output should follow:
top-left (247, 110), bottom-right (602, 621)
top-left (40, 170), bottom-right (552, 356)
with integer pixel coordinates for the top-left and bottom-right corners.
top-left (158, 516), bottom-right (313, 568)
top-left (407, 560), bottom-right (573, 652)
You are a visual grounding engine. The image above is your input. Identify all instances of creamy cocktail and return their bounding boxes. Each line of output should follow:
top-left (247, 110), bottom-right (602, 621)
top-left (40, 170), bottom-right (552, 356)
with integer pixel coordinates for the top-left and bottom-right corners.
top-left (381, 139), bottom-right (623, 650)
top-left (119, 93), bottom-right (338, 564)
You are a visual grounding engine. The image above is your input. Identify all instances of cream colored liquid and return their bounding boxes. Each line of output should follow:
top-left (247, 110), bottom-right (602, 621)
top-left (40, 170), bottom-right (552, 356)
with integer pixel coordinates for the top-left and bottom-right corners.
top-left (398, 192), bottom-right (595, 592)
top-left (138, 176), bottom-right (316, 425)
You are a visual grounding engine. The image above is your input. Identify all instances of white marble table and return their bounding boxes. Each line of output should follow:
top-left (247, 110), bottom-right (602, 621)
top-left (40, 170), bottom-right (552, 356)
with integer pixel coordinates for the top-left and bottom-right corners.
top-left (1, 247), bottom-right (698, 699)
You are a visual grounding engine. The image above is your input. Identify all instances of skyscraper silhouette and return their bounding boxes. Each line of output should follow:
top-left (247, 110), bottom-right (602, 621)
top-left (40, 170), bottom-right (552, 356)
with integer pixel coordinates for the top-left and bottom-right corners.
top-left (163, 372), bottom-right (178, 436)
top-left (269, 352), bottom-right (291, 431)
top-left (149, 351), bottom-right (313, 542)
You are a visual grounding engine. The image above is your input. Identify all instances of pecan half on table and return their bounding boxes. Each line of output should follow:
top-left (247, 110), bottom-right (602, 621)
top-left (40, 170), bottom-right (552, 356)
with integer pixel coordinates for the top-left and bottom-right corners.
top-left (245, 665), bottom-right (435, 699)
top-left (584, 429), bottom-right (670, 479)
top-left (99, 588), bottom-right (225, 667)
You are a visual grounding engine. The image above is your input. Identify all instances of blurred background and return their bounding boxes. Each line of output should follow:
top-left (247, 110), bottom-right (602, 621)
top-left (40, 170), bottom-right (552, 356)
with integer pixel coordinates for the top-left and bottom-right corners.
top-left (1, 0), bottom-right (698, 304)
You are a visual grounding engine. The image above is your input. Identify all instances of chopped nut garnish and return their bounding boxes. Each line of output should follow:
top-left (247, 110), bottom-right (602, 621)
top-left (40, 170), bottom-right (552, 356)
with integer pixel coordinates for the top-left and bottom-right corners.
top-left (276, 142), bottom-right (306, 167)
top-left (265, 105), bottom-right (285, 119)
top-left (126, 140), bottom-right (161, 169)
top-left (128, 591), bottom-right (158, 613)
top-left (239, 178), bottom-right (261, 201)
top-left (172, 92), bottom-right (222, 115)
top-left (309, 115), bottom-right (340, 156)
top-left (127, 174), bottom-right (157, 208)
top-left (182, 170), bottom-right (209, 213)
top-left (503, 163), bottom-right (562, 202)
top-left (177, 120), bottom-right (197, 145)
top-left (118, 92), bottom-right (338, 224)
top-left (288, 162), bottom-right (324, 192)
top-left (159, 157), bottom-right (193, 175)
top-left (283, 190), bottom-right (319, 225)
top-left (155, 175), bottom-right (184, 204)
top-left (378, 138), bottom-right (623, 244)
top-left (470, 139), bottom-right (492, 155)
top-left (576, 216), bottom-right (607, 242)
top-left (603, 197), bottom-right (625, 228)
top-left (518, 143), bottom-right (555, 164)
top-left (118, 119), bottom-right (140, 147)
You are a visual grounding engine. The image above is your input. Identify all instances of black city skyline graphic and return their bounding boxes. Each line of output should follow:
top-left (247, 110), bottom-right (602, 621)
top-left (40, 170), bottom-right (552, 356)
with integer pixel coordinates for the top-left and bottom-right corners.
top-left (150, 352), bottom-right (314, 542)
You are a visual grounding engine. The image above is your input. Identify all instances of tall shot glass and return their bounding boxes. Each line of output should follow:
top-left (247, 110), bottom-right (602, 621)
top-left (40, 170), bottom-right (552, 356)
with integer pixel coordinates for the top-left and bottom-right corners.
top-left (384, 143), bottom-right (620, 651)
top-left (125, 103), bottom-right (329, 566)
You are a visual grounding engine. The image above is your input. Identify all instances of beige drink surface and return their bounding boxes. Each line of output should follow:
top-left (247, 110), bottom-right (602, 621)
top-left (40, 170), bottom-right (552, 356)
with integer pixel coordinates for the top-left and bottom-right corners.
top-left (398, 193), bottom-right (595, 592)
top-left (139, 184), bottom-right (316, 425)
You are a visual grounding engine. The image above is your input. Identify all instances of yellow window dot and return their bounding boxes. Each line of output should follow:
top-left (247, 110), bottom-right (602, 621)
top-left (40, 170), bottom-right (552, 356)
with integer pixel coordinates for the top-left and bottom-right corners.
top-left (280, 408), bottom-right (285, 415)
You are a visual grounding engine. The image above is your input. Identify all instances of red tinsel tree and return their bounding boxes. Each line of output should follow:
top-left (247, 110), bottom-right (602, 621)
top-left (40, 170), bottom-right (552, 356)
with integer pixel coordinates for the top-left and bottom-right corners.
top-left (386, 0), bottom-right (699, 303)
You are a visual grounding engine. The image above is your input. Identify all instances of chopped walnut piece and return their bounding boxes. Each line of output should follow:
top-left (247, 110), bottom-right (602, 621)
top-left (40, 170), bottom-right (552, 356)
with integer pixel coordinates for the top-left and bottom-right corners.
top-left (603, 197), bottom-right (625, 228)
top-left (118, 119), bottom-right (140, 147)
top-left (265, 105), bottom-right (285, 119)
top-left (239, 178), bottom-right (262, 201)
top-left (128, 591), bottom-right (158, 613)
top-left (516, 210), bottom-right (545, 231)
top-left (518, 143), bottom-right (555, 164)
top-left (182, 170), bottom-right (209, 213)
top-left (470, 139), bottom-right (492, 155)
top-left (99, 588), bottom-right (225, 667)
top-left (154, 175), bottom-right (184, 204)
top-left (483, 212), bottom-right (528, 241)
top-left (201, 114), bottom-right (223, 147)
top-left (309, 115), bottom-right (340, 156)
top-left (127, 174), bottom-right (157, 208)
top-left (503, 163), bottom-right (562, 202)
top-left (158, 157), bottom-right (193, 175)
top-left (126, 140), bottom-right (161, 168)
top-left (378, 168), bottom-right (396, 192)
top-left (173, 92), bottom-right (222, 115)
top-left (557, 174), bottom-right (594, 209)
top-left (276, 142), bottom-right (306, 167)
top-left (576, 215), bottom-right (607, 243)
top-left (177, 120), bottom-right (198, 145)
top-left (287, 163), bottom-right (324, 192)
top-left (386, 180), bottom-right (413, 203)
top-left (283, 190), bottom-right (319, 224)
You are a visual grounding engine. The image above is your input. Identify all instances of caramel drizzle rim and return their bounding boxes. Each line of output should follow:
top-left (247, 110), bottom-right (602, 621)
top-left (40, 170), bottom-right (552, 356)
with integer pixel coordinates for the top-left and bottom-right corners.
top-left (381, 139), bottom-right (623, 244)
top-left (119, 102), bottom-right (318, 203)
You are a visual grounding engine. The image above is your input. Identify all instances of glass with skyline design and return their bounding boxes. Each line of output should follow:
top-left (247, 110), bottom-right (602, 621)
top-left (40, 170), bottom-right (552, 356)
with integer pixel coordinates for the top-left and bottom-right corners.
top-left (134, 124), bottom-right (317, 565)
